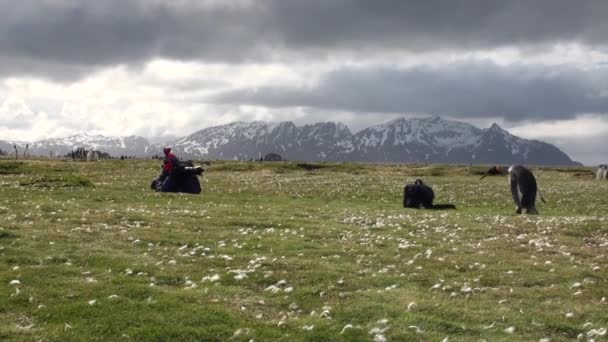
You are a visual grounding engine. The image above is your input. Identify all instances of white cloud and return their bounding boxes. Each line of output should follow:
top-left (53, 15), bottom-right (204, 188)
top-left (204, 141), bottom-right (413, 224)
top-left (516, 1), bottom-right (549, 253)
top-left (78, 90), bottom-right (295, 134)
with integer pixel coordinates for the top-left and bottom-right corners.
top-left (1, 47), bottom-right (607, 164)
top-left (507, 115), bottom-right (608, 165)
top-left (508, 114), bottom-right (608, 138)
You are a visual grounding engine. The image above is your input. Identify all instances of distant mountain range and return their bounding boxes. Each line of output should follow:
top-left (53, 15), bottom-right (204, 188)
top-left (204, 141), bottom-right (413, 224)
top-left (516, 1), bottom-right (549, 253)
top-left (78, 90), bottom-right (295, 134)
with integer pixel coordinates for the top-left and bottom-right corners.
top-left (0, 117), bottom-right (580, 165)
top-left (0, 134), bottom-right (150, 158)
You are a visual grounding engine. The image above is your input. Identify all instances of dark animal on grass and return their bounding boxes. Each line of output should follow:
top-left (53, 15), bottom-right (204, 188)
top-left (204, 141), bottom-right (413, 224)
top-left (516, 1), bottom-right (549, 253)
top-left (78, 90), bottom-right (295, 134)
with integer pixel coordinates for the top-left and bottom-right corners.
top-left (508, 165), bottom-right (547, 214)
top-left (263, 153), bottom-right (283, 162)
top-left (479, 165), bottom-right (507, 179)
top-left (481, 165), bottom-right (546, 214)
top-left (70, 147), bottom-right (88, 160)
top-left (296, 163), bottom-right (325, 171)
top-left (403, 179), bottom-right (456, 210)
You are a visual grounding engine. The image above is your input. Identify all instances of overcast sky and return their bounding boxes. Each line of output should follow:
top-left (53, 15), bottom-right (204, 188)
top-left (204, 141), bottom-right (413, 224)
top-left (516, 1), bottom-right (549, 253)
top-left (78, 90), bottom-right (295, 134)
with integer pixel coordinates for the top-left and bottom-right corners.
top-left (1, 0), bottom-right (608, 164)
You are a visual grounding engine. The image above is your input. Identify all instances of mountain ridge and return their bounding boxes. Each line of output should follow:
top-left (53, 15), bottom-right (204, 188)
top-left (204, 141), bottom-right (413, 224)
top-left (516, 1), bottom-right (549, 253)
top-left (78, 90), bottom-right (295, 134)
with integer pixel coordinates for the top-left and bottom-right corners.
top-left (0, 117), bottom-right (581, 165)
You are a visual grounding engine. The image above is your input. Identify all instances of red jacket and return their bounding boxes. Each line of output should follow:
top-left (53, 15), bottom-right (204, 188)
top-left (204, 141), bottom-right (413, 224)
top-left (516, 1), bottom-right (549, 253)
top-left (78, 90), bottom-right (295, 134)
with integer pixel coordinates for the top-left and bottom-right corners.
top-left (163, 148), bottom-right (178, 174)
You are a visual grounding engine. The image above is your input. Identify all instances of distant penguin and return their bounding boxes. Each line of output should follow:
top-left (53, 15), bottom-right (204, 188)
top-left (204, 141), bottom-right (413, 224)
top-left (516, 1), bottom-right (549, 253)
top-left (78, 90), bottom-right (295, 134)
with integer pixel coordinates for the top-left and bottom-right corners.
top-left (597, 165), bottom-right (604, 180)
top-left (507, 165), bottom-right (545, 214)
top-left (403, 179), bottom-right (456, 210)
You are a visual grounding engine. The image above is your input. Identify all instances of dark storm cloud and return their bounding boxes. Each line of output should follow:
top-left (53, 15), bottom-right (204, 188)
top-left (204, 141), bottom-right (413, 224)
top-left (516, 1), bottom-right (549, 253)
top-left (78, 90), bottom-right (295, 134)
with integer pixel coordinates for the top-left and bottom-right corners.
top-left (268, 0), bottom-right (608, 50)
top-left (0, 0), bottom-right (269, 80)
top-left (211, 62), bottom-right (608, 121)
top-left (2, 0), bottom-right (608, 80)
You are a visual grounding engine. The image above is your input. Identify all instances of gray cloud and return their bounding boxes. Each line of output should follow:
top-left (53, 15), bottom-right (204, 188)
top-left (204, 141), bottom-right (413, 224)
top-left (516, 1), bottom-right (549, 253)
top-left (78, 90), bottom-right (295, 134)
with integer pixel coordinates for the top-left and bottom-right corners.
top-left (211, 62), bottom-right (608, 122)
top-left (545, 135), bottom-right (608, 166)
top-left (2, 0), bottom-right (608, 80)
top-left (268, 0), bottom-right (608, 51)
top-left (0, 0), bottom-right (268, 80)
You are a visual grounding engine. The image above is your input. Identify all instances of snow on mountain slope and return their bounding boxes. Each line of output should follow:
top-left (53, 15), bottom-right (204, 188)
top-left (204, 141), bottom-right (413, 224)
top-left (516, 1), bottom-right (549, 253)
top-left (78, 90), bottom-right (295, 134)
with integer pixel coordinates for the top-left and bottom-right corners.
top-left (173, 121), bottom-right (278, 156)
top-left (471, 123), bottom-right (575, 165)
top-left (355, 116), bottom-right (481, 150)
top-left (171, 121), bottom-right (354, 161)
top-left (0, 117), bottom-right (580, 165)
top-left (26, 133), bottom-right (150, 157)
top-left (167, 117), bottom-right (577, 165)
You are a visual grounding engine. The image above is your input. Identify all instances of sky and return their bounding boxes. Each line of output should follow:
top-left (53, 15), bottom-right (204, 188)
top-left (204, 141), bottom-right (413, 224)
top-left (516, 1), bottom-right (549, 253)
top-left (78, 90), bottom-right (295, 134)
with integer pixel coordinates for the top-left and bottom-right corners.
top-left (1, 0), bottom-right (608, 164)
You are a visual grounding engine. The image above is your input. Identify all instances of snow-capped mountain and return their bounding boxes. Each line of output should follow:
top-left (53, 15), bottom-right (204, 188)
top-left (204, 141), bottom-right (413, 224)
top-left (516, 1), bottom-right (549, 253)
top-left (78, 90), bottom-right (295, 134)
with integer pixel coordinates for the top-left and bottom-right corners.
top-left (0, 117), bottom-right (580, 165)
top-left (168, 117), bottom-right (578, 165)
top-left (0, 140), bottom-right (25, 157)
top-left (171, 121), bottom-right (355, 161)
top-left (5, 133), bottom-right (151, 157)
top-left (348, 117), bottom-right (577, 165)
top-left (352, 116), bottom-right (482, 162)
top-left (469, 123), bottom-right (574, 165)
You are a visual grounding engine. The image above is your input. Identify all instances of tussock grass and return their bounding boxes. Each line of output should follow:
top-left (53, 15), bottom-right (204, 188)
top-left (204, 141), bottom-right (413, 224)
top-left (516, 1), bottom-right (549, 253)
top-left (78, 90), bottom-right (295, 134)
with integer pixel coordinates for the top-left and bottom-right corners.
top-left (0, 162), bottom-right (32, 175)
top-left (0, 159), bottom-right (606, 341)
top-left (0, 229), bottom-right (17, 239)
top-left (19, 175), bottom-right (94, 188)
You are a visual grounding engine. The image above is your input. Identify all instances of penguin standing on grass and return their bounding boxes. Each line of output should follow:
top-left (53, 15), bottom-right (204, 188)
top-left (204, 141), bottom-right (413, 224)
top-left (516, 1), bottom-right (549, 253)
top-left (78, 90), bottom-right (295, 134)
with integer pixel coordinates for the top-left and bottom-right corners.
top-left (596, 165), bottom-right (605, 180)
top-left (481, 165), bottom-right (545, 215)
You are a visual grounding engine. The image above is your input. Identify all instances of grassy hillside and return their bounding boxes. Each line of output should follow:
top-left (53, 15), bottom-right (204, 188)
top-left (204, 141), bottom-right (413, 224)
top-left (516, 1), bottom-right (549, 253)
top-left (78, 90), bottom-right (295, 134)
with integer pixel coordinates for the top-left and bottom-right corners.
top-left (0, 159), bottom-right (606, 341)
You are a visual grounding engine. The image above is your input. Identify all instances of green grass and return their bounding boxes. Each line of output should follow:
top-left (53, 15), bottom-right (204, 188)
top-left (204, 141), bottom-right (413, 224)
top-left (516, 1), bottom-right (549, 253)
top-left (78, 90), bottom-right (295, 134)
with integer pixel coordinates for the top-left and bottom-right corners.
top-left (0, 162), bottom-right (33, 175)
top-left (0, 158), bottom-right (607, 341)
top-left (19, 175), bottom-right (94, 188)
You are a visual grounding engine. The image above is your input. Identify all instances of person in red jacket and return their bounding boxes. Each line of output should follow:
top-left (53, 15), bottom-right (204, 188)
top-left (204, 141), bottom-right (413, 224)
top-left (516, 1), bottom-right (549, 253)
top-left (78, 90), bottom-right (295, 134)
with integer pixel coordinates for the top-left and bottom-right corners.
top-left (163, 147), bottom-right (178, 175)
top-left (151, 147), bottom-right (205, 193)
top-left (157, 147), bottom-right (179, 192)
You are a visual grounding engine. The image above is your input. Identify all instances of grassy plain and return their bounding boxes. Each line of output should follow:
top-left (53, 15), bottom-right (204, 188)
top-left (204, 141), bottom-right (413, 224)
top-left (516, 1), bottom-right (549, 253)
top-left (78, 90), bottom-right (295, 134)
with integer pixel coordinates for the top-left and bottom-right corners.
top-left (0, 159), bottom-right (606, 341)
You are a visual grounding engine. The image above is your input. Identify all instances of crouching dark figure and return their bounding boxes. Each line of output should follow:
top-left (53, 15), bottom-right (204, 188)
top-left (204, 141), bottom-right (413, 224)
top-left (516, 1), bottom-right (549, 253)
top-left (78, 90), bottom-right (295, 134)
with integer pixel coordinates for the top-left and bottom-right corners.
top-left (151, 161), bottom-right (203, 194)
top-left (403, 179), bottom-right (456, 210)
top-left (150, 147), bottom-right (204, 194)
